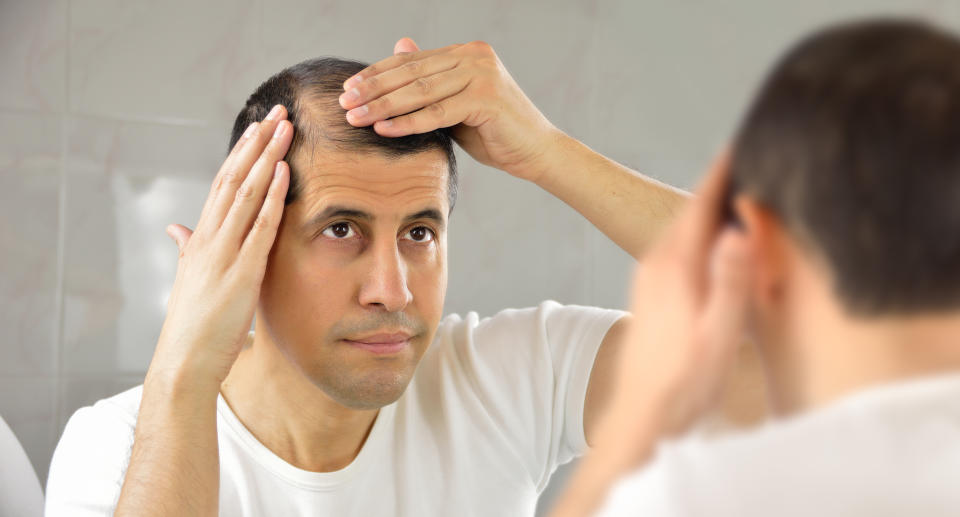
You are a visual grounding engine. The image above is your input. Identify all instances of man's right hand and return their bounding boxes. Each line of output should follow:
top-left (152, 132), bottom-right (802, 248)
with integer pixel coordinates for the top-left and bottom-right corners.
top-left (338, 39), bottom-right (561, 184)
top-left (148, 104), bottom-right (293, 391)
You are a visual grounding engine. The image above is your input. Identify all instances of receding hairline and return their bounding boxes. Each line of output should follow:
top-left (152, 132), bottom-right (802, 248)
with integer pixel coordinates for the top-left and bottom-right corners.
top-left (229, 56), bottom-right (458, 209)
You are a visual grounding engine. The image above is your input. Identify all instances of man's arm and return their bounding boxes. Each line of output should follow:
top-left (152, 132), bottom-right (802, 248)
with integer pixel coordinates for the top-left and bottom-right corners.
top-left (339, 39), bottom-right (688, 260)
top-left (526, 133), bottom-right (688, 259)
top-left (114, 106), bottom-right (293, 516)
top-left (341, 40), bottom-right (754, 451)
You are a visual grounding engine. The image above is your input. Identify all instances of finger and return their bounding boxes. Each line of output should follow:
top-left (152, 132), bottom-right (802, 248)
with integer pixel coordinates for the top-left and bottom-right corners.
top-left (219, 119), bottom-right (293, 250)
top-left (200, 105), bottom-right (288, 237)
top-left (670, 150), bottom-right (733, 284)
top-left (394, 37), bottom-right (420, 55)
top-left (240, 161), bottom-right (290, 268)
top-left (683, 150), bottom-right (732, 254)
top-left (345, 66), bottom-right (471, 127)
top-left (165, 224), bottom-right (194, 256)
top-left (700, 229), bottom-right (754, 363)
top-left (196, 121), bottom-right (258, 228)
top-left (343, 44), bottom-right (461, 91)
top-left (371, 95), bottom-right (471, 137)
top-left (339, 52), bottom-right (461, 111)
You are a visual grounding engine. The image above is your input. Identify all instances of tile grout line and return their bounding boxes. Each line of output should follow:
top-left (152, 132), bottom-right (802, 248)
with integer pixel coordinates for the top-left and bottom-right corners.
top-left (51, 0), bottom-right (73, 460)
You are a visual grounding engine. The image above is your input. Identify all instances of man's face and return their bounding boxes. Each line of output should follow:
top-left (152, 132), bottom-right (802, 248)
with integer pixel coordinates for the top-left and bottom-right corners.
top-left (257, 148), bottom-right (450, 410)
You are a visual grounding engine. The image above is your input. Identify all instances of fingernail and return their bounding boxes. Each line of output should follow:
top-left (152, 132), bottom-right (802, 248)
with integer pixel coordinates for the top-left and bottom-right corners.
top-left (340, 88), bottom-right (360, 107)
top-left (344, 75), bottom-right (362, 89)
top-left (347, 105), bottom-right (369, 122)
top-left (242, 122), bottom-right (258, 139)
top-left (266, 104), bottom-right (283, 121)
top-left (274, 161), bottom-right (284, 179)
top-left (379, 119), bottom-right (393, 128)
top-left (273, 121), bottom-right (287, 139)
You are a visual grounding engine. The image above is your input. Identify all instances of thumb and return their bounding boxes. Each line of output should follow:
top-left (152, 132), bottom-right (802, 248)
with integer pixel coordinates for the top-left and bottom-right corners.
top-left (394, 37), bottom-right (420, 55)
top-left (165, 224), bottom-right (194, 256)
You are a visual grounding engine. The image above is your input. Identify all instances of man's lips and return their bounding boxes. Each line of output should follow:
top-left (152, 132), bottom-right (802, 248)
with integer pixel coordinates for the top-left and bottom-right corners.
top-left (343, 332), bottom-right (413, 354)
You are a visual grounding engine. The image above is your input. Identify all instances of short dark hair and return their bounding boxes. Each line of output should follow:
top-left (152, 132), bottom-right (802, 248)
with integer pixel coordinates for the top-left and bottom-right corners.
top-left (730, 19), bottom-right (960, 316)
top-left (229, 57), bottom-right (458, 209)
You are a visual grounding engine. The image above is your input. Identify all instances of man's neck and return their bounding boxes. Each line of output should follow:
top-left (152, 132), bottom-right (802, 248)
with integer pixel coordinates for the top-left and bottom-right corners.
top-left (219, 333), bottom-right (379, 472)
top-left (773, 299), bottom-right (960, 414)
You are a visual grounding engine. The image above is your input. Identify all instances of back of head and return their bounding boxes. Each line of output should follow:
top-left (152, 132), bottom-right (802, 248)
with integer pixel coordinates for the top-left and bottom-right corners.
top-left (229, 57), bottom-right (458, 208)
top-left (730, 19), bottom-right (960, 316)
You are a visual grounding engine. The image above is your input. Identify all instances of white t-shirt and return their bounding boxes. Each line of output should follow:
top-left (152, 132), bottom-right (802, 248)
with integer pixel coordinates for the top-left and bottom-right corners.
top-left (46, 301), bottom-right (625, 516)
top-left (597, 373), bottom-right (960, 517)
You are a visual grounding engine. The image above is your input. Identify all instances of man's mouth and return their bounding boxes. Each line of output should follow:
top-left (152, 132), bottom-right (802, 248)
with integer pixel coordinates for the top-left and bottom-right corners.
top-left (342, 332), bottom-right (413, 355)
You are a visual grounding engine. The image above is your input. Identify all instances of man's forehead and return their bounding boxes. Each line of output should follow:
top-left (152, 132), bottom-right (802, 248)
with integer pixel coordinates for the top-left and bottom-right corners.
top-left (292, 148), bottom-right (450, 219)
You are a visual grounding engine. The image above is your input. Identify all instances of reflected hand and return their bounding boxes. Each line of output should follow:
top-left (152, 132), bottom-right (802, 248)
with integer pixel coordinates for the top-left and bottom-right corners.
top-left (338, 37), bottom-right (561, 182)
top-left (149, 105), bottom-right (292, 389)
top-left (551, 155), bottom-right (755, 517)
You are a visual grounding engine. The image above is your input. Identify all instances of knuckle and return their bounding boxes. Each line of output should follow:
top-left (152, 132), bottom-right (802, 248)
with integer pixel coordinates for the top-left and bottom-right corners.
top-left (413, 77), bottom-right (431, 94)
top-left (219, 171), bottom-right (241, 189)
top-left (426, 102), bottom-right (447, 121)
top-left (363, 73), bottom-right (380, 90)
top-left (253, 214), bottom-right (272, 230)
top-left (403, 59), bottom-right (422, 76)
top-left (235, 182), bottom-right (254, 200)
top-left (372, 95), bottom-right (392, 113)
top-left (466, 40), bottom-right (494, 56)
top-left (427, 102), bottom-right (447, 120)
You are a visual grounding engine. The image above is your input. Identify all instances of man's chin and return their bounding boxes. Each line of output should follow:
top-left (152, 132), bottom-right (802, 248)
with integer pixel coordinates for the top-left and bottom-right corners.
top-left (312, 367), bottom-right (414, 410)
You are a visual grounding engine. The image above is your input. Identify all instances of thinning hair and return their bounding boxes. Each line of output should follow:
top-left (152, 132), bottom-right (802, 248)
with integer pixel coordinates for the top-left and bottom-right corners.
top-left (229, 57), bottom-right (458, 209)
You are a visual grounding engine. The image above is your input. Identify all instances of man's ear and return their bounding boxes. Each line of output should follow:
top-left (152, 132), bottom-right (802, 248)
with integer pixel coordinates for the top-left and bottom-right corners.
top-left (734, 196), bottom-right (788, 310)
top-left (394, 37), bottom-right (420, 55)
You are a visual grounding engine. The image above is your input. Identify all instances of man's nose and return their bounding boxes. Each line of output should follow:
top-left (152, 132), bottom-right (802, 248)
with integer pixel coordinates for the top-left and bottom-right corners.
top-left (358, 239), bottom-right (413, 313)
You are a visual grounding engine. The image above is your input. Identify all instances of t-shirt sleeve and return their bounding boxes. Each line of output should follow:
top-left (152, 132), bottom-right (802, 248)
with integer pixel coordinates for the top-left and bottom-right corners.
top-left (450, 300), bottom-right (626, 491)
top-left (45, 402), bottom-right (136, 517)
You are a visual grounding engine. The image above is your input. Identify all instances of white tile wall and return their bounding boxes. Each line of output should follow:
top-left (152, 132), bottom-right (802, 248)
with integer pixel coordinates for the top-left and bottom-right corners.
top-left (0, 0), bottom-right (954, 514)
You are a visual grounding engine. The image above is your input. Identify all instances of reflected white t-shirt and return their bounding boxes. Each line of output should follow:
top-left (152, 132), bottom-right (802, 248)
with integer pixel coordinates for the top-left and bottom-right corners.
top-left (597, 373), bottom-right (960, 517)
top-left (46, 301), bottom-right (625, 516)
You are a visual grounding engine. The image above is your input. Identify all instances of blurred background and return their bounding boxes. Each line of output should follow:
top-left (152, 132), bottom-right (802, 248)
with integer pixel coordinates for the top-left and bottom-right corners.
top-left (1, 0), bottom-right (956, 513)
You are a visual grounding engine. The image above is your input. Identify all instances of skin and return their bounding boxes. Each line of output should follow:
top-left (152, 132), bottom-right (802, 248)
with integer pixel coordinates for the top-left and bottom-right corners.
top-left (118, 105), bottom-right (293, 516)
top-left (114, 38), bottom-right (754, 515)
top-left (339, 38), bottom-right (696, 443)
top-left (548, 157), bottom-right (960, 517)
top-left (221, 149), bottom-right (450, 471)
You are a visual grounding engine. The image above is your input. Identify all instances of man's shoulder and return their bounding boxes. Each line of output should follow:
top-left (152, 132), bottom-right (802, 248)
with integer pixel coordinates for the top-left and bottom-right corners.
top-left (63, 384), bottom-right (143, 437)
top-left (433, 300), bottom-right (625, 346)
top-left (89, 384), bottom-right (144, 426)
top-left (603, 375), bottom-right (960, 516)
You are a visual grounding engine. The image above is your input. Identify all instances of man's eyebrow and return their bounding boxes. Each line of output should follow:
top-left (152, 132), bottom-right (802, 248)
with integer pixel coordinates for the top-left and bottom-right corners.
top-left (302, 206), bottom-right (447, 232)
top-left (404, 208), bottom-right (446, 228)
top-left (303, 206), bottom-right (372, 232)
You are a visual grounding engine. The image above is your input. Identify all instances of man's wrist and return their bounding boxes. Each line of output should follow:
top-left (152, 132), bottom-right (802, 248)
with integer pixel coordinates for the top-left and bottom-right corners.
top-left (507, 128), bottom-right (572, 185)
top-left (144, 359), bottom-right (223, 402)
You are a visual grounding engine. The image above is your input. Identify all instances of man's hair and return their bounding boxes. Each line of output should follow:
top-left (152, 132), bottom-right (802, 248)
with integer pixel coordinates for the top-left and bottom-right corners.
top-left (229, 57), bottom-right (458, 209)
top-left (730, 19), bottom-right (960, 316)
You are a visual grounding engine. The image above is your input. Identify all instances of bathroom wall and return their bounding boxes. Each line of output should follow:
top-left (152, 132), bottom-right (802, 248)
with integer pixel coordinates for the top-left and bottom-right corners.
top-left (0, 0), bottom-right (954, 512)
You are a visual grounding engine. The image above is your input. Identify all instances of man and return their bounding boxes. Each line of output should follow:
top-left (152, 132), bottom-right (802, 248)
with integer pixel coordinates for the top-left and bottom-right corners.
top-left (549, 19), bottom-right (960, 516)
top-left (45, 45), bottom-right (693, 514)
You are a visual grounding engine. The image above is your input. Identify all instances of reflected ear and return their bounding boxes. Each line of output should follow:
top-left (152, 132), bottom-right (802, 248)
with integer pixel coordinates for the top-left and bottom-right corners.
top-left (733, 196), bottom-right (788, 309)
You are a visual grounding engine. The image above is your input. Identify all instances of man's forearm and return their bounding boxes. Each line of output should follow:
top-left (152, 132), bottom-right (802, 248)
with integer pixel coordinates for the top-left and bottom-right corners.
top-left (115, 370), bottom-right (220, 516)
top-left (530, 132), bottom-right (689, 260)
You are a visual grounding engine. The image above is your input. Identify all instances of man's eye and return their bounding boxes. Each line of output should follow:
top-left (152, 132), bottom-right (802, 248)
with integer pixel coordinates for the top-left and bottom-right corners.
top-left (321, 222), bottom-right (356, 239)
top-left (403, 226), bottom-right (435, 243)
